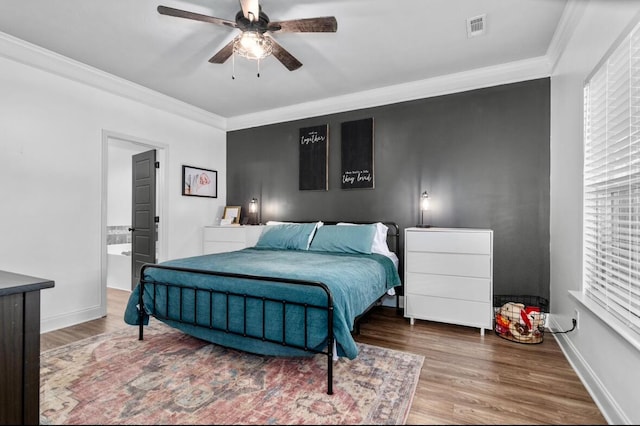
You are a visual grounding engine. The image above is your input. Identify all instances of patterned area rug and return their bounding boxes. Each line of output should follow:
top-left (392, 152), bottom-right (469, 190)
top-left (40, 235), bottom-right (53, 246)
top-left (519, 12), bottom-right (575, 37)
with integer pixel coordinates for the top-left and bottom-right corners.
top-left (40, 321), bottom-right (423, 425)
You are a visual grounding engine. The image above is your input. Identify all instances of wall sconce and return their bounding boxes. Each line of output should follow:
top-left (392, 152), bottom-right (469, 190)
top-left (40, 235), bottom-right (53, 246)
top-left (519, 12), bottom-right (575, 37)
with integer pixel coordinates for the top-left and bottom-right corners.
top-left (249, 197), bottom-right (260, 225)
top-left (417, 191), bottom-right (431, 228)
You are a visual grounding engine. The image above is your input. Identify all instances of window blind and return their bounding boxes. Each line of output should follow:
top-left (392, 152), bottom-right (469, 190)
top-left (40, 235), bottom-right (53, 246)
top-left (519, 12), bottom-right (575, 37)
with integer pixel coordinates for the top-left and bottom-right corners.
top-left (583, 20), bottom-right (640, 335)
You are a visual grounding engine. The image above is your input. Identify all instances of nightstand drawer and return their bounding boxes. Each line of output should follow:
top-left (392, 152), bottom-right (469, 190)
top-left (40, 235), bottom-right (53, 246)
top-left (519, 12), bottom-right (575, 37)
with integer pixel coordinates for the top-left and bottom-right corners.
top-left (203, 227), bottom-right (246, 242)
top-left (203, 241), bottom-right (245, 254)
top-left (406, 230), bottom-right (491, 254)
top-left (406, 251), bottom-right (491, 278)
top-left (405, 272), bottom-right (490, 302)
top-left (203, 226), bottom-right (265, 255)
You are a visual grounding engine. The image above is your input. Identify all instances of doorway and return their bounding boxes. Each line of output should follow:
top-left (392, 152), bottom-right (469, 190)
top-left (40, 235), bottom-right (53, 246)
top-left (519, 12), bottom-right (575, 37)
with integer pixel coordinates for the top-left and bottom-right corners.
top-left (101, 130), bottom-right (166, 317)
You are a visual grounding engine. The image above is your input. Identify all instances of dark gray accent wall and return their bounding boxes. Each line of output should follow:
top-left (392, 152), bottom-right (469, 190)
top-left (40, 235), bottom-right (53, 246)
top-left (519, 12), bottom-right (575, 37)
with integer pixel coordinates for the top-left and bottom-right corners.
top-left (227, 78), bottom-right (550, 300)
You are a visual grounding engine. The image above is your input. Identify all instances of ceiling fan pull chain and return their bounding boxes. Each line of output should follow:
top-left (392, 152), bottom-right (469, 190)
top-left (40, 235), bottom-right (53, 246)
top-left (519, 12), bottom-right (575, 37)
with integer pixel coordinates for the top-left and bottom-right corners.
top-left (257, 58), bottom-right (261, 78)
top-left (232, 52), bottom-right (236, 80)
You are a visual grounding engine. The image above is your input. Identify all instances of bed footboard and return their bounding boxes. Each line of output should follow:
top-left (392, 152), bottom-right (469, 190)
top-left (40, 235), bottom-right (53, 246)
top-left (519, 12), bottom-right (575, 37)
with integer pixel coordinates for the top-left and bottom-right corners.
top-left (137, 264), bottom-right (336, 395)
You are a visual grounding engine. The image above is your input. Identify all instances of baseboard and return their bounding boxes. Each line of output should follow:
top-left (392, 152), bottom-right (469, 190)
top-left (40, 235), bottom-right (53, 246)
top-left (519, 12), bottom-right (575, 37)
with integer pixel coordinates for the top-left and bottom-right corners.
top-left (549, 315), bottom-right (629, 425)
top-left (40, 305), bottom-right (105, 334)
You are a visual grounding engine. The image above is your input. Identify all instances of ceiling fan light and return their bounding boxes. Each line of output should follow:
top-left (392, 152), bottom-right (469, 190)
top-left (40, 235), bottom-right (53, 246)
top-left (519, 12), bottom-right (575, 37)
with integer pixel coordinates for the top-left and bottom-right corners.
top-left (234, 31), bottom-right (273, 60)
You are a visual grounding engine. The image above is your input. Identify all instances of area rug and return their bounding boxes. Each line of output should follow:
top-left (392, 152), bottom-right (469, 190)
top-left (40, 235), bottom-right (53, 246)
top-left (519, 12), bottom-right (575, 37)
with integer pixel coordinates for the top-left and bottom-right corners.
top-left (40, 321), bottom-right (423, 425)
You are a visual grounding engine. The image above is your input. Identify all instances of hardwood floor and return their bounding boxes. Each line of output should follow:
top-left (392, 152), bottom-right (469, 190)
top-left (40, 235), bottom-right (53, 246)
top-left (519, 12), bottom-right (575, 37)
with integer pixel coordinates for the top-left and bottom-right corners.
top-left (40, 288), bottom-right (131, 352)
top-left (41, 288), bottom-right (607, 425)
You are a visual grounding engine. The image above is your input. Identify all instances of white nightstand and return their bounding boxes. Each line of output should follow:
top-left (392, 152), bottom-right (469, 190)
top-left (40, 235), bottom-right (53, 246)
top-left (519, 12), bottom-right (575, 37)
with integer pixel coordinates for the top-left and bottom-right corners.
top-left (404, 227), bottom-right (493, 335)
top-left (203, 225), bottom-right (265, 254)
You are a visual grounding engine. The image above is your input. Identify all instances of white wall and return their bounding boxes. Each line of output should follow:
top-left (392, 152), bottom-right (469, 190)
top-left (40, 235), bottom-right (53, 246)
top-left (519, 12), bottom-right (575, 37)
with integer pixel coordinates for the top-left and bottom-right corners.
top-left (0, 37), bottom-right (227, 333)
top-left (550, 1), bottom-right (640, 424)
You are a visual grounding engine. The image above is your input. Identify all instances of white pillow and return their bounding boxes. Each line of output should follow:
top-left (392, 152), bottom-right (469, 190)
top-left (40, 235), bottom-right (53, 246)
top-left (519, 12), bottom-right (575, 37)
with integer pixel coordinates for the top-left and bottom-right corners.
top-left (373, 222), bottom-right (394, 257)
top-left (265, 221), bottom-right (324, 250)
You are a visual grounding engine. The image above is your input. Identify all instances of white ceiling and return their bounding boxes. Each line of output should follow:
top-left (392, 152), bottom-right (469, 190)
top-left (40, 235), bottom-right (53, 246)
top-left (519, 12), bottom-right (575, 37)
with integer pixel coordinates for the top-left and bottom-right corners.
top-left (0, 0), bottom-right (568, 128)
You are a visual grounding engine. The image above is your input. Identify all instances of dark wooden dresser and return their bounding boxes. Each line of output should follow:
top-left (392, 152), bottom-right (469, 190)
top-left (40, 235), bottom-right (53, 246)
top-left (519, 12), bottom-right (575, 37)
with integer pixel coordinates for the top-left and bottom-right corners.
top-left (0, 270), bottom-right (54, 425)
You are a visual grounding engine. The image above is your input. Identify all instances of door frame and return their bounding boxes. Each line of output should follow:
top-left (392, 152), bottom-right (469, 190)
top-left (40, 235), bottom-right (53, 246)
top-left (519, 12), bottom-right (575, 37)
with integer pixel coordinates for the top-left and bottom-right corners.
top-left (100, 130), bottom-right (168, 316)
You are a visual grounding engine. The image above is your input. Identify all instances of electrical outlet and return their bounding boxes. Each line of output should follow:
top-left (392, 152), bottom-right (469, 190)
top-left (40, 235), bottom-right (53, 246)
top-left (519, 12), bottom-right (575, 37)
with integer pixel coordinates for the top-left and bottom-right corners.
top-left (573, 309), bottom-right (579, 330)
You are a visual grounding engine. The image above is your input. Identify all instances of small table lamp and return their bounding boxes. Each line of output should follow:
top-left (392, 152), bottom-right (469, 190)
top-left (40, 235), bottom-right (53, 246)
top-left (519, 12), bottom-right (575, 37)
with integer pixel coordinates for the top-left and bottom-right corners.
top-left (416, 191), bottom-right (431, 228)
top-left (249, 197), bottom-right (259, 225)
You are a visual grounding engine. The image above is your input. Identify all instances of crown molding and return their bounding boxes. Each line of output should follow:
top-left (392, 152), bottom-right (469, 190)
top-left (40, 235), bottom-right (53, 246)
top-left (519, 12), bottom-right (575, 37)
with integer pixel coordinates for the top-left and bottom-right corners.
top-left (227, 1), bottom-right (585, 131)
top-left (1, 8), bottom-right (577, 135)
top-left (227, 55), bottom-right (552, 131)
top-left (0, 31), bottom-right (226, 130)
top-left (547, 0), bottom-right (587, 74)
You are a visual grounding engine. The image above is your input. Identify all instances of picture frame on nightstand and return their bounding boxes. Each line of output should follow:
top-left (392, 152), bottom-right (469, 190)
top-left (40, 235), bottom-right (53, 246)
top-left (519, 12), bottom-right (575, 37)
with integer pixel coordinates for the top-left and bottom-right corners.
top-left (222, 206), bottom-right (241, 224)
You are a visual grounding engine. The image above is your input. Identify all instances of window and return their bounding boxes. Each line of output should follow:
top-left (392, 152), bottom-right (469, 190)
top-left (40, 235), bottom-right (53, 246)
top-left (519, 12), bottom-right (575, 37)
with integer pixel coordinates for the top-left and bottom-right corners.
top-left (583, 20), bottom-right (640, 336)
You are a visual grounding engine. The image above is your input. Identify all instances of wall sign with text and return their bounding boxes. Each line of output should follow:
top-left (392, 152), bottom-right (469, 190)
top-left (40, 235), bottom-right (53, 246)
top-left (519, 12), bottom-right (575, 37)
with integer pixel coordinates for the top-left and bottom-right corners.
top-left (341, 118), bottom-right (374, 190)
top-left (299, 124), bottom-right (329, 191)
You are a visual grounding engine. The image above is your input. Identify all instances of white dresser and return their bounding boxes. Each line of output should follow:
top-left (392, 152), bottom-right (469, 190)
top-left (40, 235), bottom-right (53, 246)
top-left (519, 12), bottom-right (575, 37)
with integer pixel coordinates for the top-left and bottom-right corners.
top-left (203, 225), bottom-right (265, 254)
top-left (404, 227), bottom-right (493, 335)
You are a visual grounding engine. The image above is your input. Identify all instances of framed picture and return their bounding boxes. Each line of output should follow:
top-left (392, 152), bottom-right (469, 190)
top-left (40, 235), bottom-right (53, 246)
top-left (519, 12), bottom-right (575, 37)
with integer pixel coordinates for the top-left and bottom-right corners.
top-left (299, 124), bottom-right (329, 191)
top-left (341, 118), bottom-right (374, 190)
top-left (182, 165), bottom-right (217, 198)
top-left (222, 206), bottom-right (242, 224)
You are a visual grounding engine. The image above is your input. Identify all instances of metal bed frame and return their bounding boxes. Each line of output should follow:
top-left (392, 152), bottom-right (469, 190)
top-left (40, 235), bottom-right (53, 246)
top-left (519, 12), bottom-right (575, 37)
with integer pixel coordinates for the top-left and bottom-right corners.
top-left (136, 221), bottom-right (400, 395)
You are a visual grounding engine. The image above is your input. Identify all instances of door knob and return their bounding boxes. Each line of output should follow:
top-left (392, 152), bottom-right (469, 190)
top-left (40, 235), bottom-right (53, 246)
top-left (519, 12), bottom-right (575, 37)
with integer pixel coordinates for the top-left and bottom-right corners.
top-left (128, 227), bottom-right (135, 232)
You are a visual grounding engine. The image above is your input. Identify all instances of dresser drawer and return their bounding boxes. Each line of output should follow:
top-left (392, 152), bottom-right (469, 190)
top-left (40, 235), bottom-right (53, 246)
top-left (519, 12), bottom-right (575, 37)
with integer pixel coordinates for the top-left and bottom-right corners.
top-left (406, 251), bottom-right (491, 278)
top-left (203, 227), bottom-right (246, 242)
top-left (406, 230), bottom-right (491, 254)
top-left (405, 294), bottom-right (492, 329)
top-left (405, 272), bottom-right (490, 302)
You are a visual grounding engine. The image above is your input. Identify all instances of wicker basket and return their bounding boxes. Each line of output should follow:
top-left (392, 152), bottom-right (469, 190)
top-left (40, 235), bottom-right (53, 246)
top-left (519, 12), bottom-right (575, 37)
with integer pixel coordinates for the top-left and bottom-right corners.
top-left (493, 295), bottom-right (548, 344)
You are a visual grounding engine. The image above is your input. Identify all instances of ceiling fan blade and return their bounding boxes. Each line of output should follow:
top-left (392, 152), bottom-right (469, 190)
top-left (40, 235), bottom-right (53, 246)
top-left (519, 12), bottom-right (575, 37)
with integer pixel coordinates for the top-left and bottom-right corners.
top-left (268, 17), bottom-right (337, 33)
top-left (268, 36), bottom-right (302, 71)
top-left (157, 5), bottom-right (237, 29)
top-left (239, 0), bottom-right (260, 22)
top-left (208, 39), bottom-right (236, 64)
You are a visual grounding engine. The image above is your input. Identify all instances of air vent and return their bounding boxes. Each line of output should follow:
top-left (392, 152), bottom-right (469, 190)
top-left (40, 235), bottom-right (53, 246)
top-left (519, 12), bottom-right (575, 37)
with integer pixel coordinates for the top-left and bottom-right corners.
top-left (467, 14), bottom-right (486, 38)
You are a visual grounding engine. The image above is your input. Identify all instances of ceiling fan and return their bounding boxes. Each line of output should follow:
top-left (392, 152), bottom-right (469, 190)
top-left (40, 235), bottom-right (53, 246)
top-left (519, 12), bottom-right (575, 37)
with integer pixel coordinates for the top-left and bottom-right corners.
top-left (157, 0), bottom-right (338, 72)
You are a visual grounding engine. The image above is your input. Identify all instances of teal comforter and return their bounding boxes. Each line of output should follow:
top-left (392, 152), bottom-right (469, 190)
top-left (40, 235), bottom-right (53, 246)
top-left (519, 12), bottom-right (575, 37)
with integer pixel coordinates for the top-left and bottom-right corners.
top-left (124, 247), bottom-right (401, 359)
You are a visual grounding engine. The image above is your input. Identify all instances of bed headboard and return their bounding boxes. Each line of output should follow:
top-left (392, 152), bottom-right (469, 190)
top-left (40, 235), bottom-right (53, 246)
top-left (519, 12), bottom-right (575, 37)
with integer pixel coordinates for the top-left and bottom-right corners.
top-left (382, 222), bottom-right (400, 257)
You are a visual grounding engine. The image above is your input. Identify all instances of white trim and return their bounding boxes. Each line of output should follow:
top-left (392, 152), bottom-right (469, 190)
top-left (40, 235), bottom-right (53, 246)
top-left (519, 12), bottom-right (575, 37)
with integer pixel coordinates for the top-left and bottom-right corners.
top-left (569, 290), bottom-right (640, 353)
top-left (100, 135), bottom-right (109, 319)
top-left (40, 305), bottom-right (104, 334)
top-left (0, 31), bottom-right (226, 130)
top-left (227, 56), bottom-right (552, 130)
top-left (547, 0), bottom-right (587, 74)
top-left (227, 0), bottom-right (583, 130)
top-left (1, 1), bottom-right (584, 132)
top-left (100, 130), bottom-right (169, 320)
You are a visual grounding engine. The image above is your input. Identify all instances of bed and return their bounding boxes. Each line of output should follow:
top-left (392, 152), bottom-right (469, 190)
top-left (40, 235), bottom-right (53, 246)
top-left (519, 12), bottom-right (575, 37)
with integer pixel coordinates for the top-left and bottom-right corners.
top-left (124, 221), bottom-right (401, 395)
